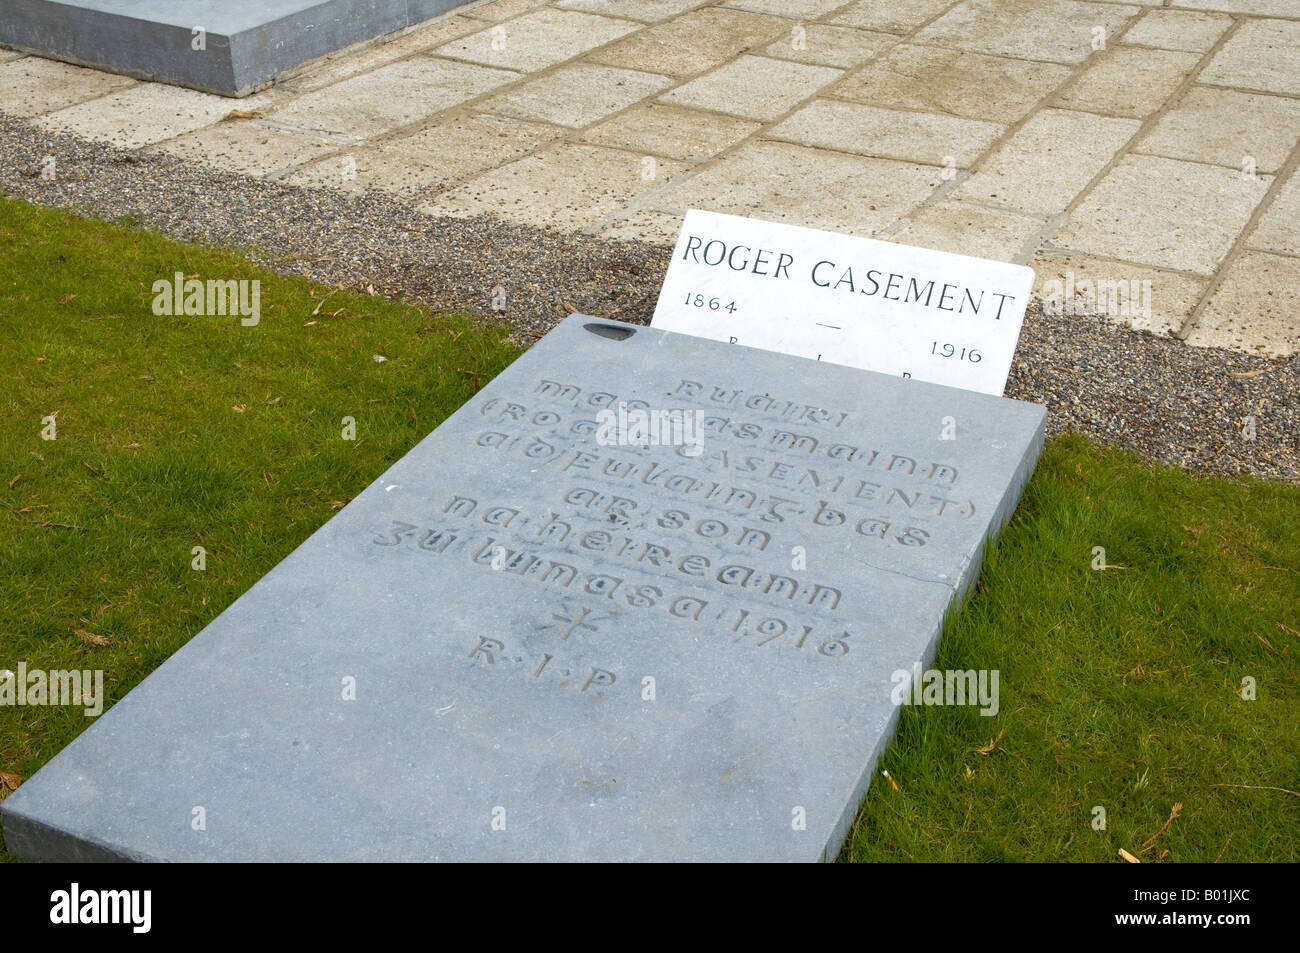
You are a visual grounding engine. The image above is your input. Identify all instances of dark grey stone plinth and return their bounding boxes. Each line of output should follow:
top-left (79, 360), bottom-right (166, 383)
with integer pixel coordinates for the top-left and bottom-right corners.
top-left (0, 0), bottom-right (475, 97)
top-left (1, 316), bottom-right (1045, 862)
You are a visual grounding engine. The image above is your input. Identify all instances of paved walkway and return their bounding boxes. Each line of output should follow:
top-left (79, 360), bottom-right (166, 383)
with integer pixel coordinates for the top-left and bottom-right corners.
top-left (3, 0), bottom-right (1299, 355)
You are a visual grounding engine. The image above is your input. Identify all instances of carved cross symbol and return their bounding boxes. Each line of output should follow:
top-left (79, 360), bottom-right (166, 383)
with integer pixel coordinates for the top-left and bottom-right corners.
top-left (551, 605), bottom-right (599, 640)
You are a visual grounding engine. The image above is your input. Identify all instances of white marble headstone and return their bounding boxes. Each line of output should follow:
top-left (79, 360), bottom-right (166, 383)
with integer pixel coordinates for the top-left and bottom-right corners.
top-left (652, 210), bottom-right (1034, 396)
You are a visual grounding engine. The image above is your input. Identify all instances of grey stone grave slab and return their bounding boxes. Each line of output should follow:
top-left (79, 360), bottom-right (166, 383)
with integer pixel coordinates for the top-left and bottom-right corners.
top-left (0, 315), bottom-right (1045, 862)
top-left (0, 0), bottom-right (475, 97)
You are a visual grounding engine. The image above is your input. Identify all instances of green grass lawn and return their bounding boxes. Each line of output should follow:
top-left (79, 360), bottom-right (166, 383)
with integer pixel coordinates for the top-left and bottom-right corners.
top-left (1, 197), bottom-right (1296, 863)
top-left (846, 435), bottom-right (1299, 862)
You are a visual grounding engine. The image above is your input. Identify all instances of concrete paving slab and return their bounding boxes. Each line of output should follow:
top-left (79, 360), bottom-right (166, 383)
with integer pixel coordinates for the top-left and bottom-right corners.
top-left (725, 0), bottom-right (857, 17)
top-left (638, 141), bottom-right (940, 236)
top-left (1033, 251), bottom-right (1206, 336)
top-left (35, 82), bottom-right (279, 149)
top-left (286, 111), bottom-right (565, 192)
top-left (954, 108), bottom-right (1140, 215)
top-left (433, 8), bottom-right (640, 72)
top-left (577, 102), bottom-right (761, 161)
top-left (277, 15), bottom-right (485, 92)
top-left (1186, 251), bottom-right (1300, 356)
top-left (1054, 47), bottom-right (1200, 118)
top-left (480, 64), bottom-right (672, 128)
top-left (420, 142), bottom-right (690, 229)
top-left (595, 208), bottom-right (683, 243)
top-left (265, 57), bottom-right (519, 138)
top-left (284, 142), bottom-right (459, 194)
top-left (826, 0), bottom-right (958, 35)
top-left (1053, 154), bottom-right (1272, 275)
top-left (1134, 85), bottom-right (1300, 174)
top-left (1177, 0), bottom-right (1300, 15)
top-left (830, 43), bottom-right (1072, 122)
top-left (1121, 9), bottom-right (1233, 53)
top-left (460, 0), bottom-right (554, 21)
top-left (768, 98), bottom-right (1003, 167)
top-left (891, 200), bottom-right (1043, 262)
top-left (1248, 172), bottom-right (1300, 256)
top-left (1201, 18), bottom-right (1300, 96)
top-left (915, 0), bottom-right (1141, 65)
top-left (761, 24), bottom-right (898, 69)
top-left (556, 0), bottom-right (710, 21)
top-left (584, 8), bottom-right (788, 77)
top-left (0, 55), bottom-right (138, 118)
top-left (146, 119), bottom-right (342, 177)
top-left (660, 55), bottom-right (843, 121)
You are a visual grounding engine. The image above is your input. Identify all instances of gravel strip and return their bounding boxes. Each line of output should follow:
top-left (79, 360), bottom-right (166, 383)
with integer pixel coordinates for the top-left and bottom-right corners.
top-left (3, 114), bottom-right (1296, 483)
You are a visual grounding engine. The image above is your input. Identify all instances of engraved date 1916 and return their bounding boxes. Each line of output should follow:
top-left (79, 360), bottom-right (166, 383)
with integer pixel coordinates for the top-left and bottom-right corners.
top-left (728, 609), bottom-right (850, 656)
top-left (930, 341), bottom-right (982, 363)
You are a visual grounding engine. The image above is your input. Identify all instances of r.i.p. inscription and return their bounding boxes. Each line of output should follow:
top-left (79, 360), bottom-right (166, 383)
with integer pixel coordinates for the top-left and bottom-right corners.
top-left (2, 316), bottom-right (1045, 862)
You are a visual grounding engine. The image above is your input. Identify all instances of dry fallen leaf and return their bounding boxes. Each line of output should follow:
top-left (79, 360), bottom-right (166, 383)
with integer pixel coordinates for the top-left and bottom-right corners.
top-left (0, 771), bottom-right (21, 792)
top-left (57, 293), bottom-right (77, 306)
top-left (232, 405), bottom-right (246, 413)
top-left (1119, 848), bottom-right (1141, 863)
top-left (973, 729), bottom-right (1005, 756)
top-left (223, 108), bottom-right (262, 120)
top-left (311, 289), bottom-right (340, 315)
top-left (75, 628), bottom-right (110, 647)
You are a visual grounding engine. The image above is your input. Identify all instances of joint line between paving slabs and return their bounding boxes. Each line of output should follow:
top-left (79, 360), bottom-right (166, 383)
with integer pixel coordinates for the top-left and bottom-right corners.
top-left (589, 0), bottom-right (970, 237)
top-left (1178, 141), bottom-right (1300, 342)
top-left (261, 4), bottom-right (800, 206)
top-left (860, 5), bottom-right (1128, 256)
top-left (1025, 15), bottom-right (1261, 335)
top-left (146, 5), bottom-right (669, 193)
